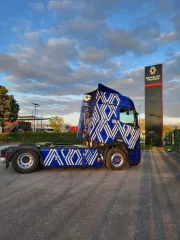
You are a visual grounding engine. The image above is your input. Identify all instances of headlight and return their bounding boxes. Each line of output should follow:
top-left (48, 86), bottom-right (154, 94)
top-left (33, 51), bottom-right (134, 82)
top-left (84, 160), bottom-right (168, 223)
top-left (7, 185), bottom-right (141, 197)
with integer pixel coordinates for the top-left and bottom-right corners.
top-left (84, 94), bottom-right (91, 102)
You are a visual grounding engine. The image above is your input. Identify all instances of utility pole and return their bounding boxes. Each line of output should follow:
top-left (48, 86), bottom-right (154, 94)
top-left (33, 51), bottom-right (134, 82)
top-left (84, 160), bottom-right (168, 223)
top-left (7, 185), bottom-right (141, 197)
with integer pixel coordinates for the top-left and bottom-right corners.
top-left (138, 105), bottom-right (141, 125)
top-left (37, 110), bottom-right (43, 130)
top-left (37, 109), bottom-right (39, 130)
top-left (31, 103), bottom-right (40, 132)
top-left (32, 110), bottom-right (33, 131)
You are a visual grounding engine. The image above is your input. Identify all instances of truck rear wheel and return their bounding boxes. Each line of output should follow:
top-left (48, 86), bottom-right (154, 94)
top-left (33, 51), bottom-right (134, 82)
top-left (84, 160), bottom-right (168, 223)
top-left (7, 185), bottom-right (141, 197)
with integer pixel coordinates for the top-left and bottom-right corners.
top-left (106, 148), bottom-right (127, 170)
top-left (11, 150), bottom-right (39, 174)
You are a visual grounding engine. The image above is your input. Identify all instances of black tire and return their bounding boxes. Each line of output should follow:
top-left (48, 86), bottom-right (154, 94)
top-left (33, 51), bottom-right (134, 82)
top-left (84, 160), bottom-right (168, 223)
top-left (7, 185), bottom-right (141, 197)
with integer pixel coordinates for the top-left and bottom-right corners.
top-left (106, 148), bottom-right (127, 170)
top-left (11, 150), bottom-right (39, 174)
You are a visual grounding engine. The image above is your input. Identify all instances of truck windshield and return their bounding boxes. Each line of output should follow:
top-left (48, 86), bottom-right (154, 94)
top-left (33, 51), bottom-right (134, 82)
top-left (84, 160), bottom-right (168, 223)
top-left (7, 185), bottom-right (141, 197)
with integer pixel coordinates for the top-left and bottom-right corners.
top-left (119, 109), bottom-right (137, 127)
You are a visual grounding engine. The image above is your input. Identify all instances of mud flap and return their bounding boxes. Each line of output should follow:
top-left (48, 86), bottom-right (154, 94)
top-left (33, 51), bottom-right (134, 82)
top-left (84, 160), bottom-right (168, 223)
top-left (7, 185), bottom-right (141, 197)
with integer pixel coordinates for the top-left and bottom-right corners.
top-left (6, 158), bottom-right (9, 169)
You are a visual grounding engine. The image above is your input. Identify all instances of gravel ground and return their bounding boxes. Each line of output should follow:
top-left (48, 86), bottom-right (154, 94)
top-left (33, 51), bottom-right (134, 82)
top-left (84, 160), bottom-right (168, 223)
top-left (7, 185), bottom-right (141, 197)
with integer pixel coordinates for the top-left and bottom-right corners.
top-left (0, 146), bottom-right (179, 240)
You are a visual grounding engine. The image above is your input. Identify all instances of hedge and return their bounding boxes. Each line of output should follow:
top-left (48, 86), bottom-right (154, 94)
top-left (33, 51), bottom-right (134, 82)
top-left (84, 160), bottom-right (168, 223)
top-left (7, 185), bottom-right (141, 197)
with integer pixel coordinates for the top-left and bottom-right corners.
top-left (1, 133), bottom-right (175, 151)
top-left (0, 132), bottom-right (83, 144)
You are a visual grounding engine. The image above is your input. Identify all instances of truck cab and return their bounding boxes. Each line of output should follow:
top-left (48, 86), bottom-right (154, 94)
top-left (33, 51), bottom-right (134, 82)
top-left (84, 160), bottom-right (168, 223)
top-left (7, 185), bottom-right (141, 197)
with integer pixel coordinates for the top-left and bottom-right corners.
top-left (77, 83), bottom-right (140, 166)
top-left (0, 83), bottom-right (141, 173)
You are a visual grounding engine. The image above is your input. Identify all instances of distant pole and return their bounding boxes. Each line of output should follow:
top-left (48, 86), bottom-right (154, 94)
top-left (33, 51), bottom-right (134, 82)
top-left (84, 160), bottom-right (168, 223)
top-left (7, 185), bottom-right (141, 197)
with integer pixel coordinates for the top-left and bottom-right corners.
top-left (138, 105), bottom-right (141, 125)
top-left (37, 109), bottom-right (38, 129)
top-left (41, 114), bottom-right (42, 129)
top-left (34, 107), bottom-right (36, 132)
top-left (32, 111), bottom-right (33, 130)
top-left (31, 103), bottom-right (40, 132)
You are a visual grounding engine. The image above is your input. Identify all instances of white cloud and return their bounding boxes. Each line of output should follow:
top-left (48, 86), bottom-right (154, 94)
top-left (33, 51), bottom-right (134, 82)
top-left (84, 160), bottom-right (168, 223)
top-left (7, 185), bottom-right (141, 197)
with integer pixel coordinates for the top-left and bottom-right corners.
top-left (79, 47), bottom-right (109, 63)
top-left (69, 18), bottom-right (95, 31)
top-left (24, 31), bottom-right (41, 39)
top-left (47, 38), bottom-right (72, 46)
top-left (3, 75), bottom-right (17, 82)
top-left (104, 28), bottom-right (157, 56)
top-left (29, 2), bottom-right (46, 12)
top-left (8, 53), bottom-right (27, 59)
top-left (48, 0), bottom-right (73, 11)
top-left (158, 32), bottom-right (179, 43)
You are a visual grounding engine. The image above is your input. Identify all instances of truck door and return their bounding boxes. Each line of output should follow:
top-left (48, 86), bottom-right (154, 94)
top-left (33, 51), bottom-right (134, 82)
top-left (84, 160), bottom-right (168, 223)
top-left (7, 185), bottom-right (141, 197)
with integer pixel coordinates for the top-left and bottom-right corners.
top-left (118, 108), bottom-right (140, 148)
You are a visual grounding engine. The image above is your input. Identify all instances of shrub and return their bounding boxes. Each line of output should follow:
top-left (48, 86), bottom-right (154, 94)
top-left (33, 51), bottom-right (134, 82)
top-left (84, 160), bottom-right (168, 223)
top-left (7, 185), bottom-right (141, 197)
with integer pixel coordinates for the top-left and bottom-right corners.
top-left (0, 132), bottom-right (83, 144)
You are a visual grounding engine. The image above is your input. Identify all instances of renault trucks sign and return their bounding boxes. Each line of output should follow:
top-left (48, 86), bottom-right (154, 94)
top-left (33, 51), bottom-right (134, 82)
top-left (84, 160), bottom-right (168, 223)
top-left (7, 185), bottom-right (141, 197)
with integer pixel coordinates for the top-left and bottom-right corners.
top-left (145, 64), bottom-right (163, 147)
top-left (145, 64), bottom-right (162, 84)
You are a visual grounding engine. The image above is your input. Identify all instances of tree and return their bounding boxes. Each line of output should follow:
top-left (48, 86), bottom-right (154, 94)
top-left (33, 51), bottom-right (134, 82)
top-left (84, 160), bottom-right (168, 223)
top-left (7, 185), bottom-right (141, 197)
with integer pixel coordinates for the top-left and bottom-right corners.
top-left (48, 116), bottom-right (64, 132)
top-left (0, 86), bottom-right (20, 133)
top-left (7, 95), bottom-right (19, 122)
top-left (163, 125), bottom-right (174, 134)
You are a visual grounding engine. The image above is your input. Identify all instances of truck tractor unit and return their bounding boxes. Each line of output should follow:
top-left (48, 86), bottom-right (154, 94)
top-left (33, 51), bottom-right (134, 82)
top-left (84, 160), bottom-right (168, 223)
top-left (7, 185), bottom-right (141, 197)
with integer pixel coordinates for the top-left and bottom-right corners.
top-left (0, 84), bottom-right (141, 173)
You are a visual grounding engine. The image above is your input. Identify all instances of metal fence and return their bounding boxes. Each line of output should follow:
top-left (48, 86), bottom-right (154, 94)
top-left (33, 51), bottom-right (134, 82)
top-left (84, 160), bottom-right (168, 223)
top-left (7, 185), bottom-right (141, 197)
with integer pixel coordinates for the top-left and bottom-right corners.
top-left (165, 129), bottom-right (180, 151)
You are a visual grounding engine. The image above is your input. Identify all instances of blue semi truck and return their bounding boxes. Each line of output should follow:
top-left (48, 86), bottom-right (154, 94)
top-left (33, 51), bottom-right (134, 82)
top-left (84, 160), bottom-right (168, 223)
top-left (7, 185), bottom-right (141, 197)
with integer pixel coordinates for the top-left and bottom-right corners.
top-left (0, 83), bottom-right (141, 173)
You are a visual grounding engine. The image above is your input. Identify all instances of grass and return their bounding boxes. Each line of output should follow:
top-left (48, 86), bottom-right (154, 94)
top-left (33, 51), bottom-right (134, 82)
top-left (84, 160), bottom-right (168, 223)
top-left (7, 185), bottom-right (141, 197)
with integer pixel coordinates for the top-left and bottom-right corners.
top-left (164, 145), bottom-right (179, 152)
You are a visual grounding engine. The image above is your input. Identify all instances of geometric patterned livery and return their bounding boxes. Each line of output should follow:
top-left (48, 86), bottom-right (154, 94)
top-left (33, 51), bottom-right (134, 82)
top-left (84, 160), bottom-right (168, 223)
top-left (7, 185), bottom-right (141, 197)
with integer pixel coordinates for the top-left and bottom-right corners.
top-left (41, 148), bottom-right (102, 167)
top-left (77, 84), bottom-right (140, 150)
top-left (89, 90), bottom-right (140, 149)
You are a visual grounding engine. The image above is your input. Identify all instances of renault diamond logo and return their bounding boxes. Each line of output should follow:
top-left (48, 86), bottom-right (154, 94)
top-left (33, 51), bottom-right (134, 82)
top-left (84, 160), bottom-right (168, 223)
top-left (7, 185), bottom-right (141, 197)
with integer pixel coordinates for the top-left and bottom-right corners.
top-left (149, 66), bottom-right (156, 75)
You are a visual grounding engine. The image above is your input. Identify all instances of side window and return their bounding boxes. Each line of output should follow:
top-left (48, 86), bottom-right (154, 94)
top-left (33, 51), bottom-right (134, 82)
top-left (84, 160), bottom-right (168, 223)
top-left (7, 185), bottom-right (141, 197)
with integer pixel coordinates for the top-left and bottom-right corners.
top-left (119, 109), bottom-right (135, 126)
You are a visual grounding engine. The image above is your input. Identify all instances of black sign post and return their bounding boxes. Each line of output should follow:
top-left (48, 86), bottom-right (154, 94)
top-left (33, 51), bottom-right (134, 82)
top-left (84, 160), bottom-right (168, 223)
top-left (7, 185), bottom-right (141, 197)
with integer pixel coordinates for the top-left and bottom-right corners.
top-left (145, 64), bottom-right (163, 147)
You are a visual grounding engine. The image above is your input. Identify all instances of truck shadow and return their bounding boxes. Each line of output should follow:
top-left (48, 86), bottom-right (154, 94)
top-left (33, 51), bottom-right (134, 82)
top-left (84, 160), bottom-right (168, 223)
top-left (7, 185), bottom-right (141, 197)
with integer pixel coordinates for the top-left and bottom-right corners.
top-left (39, 166), bottom-right (108, 173)
top-left (45, 171), bottom-right (111, 240)
top-left (90, 170), bottom-right (129, 240)
top-left (135, 150), bottom-right (165, 240)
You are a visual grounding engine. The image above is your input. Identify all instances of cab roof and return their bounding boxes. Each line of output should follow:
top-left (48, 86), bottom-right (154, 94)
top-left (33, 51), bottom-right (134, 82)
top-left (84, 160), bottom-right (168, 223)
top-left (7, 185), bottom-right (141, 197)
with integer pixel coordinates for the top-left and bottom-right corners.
top-left (85, 83), bottom-right (135, 109)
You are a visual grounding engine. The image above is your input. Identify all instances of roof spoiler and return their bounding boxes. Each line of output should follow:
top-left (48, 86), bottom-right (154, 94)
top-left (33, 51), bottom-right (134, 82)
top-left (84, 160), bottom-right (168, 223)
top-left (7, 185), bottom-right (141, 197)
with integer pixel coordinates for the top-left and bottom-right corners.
top-left (85, 83), bottom-right (121, 95)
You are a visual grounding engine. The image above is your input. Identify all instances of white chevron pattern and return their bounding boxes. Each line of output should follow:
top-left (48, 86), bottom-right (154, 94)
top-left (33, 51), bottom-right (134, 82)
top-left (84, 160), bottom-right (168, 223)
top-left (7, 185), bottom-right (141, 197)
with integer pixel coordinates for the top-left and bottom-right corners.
top-left (89, 91), bottom-right (140, 149)
top-left (43, 149), bottom-right (99, 166)
top-left (84, 149), bottom-right (98, 165)
top-left (44, 149), bottom-right (64, 166)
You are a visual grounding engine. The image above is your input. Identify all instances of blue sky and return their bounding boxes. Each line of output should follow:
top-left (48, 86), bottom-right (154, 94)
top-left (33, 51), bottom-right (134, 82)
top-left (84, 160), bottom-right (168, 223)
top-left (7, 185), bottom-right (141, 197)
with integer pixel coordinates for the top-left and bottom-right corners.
top-left (0, 0), bottom-right (180, 125)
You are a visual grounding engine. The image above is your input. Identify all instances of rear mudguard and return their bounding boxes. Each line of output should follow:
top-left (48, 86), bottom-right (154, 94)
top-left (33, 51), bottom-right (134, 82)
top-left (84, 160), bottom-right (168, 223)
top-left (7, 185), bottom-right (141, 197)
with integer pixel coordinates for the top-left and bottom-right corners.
top-left (6, 145), bottom-right (43, 169)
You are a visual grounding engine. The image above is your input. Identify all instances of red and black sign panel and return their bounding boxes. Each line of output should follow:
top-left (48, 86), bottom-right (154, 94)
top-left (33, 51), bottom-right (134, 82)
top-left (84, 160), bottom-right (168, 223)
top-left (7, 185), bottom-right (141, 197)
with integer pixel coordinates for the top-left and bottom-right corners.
top-left (145, 64), bottom-right (163, 147)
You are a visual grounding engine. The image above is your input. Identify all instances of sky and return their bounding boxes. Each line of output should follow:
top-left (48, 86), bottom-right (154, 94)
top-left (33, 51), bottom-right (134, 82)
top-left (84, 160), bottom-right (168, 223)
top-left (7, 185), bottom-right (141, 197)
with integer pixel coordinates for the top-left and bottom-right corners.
top-left (0, 0), bottom-right (180, 126)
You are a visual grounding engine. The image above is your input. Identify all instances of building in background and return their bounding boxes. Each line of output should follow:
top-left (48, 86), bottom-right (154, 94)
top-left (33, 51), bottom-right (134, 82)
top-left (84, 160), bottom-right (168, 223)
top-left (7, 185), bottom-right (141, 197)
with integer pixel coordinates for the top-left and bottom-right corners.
top-left (70, 126), bottom-right (78, 132)
top-left (4, 122), bottom-right (32, 133)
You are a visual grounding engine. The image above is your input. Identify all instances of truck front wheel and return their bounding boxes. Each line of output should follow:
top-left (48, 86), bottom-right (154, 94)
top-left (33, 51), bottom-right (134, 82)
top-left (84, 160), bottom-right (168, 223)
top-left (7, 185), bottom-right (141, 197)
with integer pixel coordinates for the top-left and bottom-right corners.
top-left (11, 150), bottom-right (39, 174)
top-left (106, 148), bottom-right (127, 170)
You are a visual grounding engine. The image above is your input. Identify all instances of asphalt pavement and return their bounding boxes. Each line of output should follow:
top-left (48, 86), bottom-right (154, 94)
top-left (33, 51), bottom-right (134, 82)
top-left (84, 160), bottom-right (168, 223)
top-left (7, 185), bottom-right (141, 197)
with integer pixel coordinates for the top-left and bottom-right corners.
top-left (0, 146), bottom-right (179, 240)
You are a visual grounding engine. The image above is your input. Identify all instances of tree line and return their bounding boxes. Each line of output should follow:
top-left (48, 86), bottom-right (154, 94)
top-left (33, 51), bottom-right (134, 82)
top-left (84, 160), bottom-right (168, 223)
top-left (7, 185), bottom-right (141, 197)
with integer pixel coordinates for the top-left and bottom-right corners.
top-left (0, 86), bottom-right (20, 133)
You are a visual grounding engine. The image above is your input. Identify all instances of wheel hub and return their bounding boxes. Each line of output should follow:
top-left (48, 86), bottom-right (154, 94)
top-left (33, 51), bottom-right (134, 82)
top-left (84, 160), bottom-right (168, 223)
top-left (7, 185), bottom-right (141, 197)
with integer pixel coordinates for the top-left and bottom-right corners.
top-left (17, 153), bottom-right (34, 169)
top-left (111, 153), bottom-right (123, 167)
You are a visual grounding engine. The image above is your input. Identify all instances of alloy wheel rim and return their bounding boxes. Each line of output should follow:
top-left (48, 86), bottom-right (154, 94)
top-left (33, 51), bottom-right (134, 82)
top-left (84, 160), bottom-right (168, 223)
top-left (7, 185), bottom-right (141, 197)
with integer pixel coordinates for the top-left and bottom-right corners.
top-left (17, 153), bottom-right (34, 169)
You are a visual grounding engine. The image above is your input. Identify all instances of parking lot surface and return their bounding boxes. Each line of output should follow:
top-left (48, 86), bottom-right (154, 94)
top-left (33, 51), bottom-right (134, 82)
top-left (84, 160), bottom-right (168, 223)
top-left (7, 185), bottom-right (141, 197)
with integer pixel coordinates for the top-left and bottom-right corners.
top-left (0, 146), bottom-right (179, 240)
